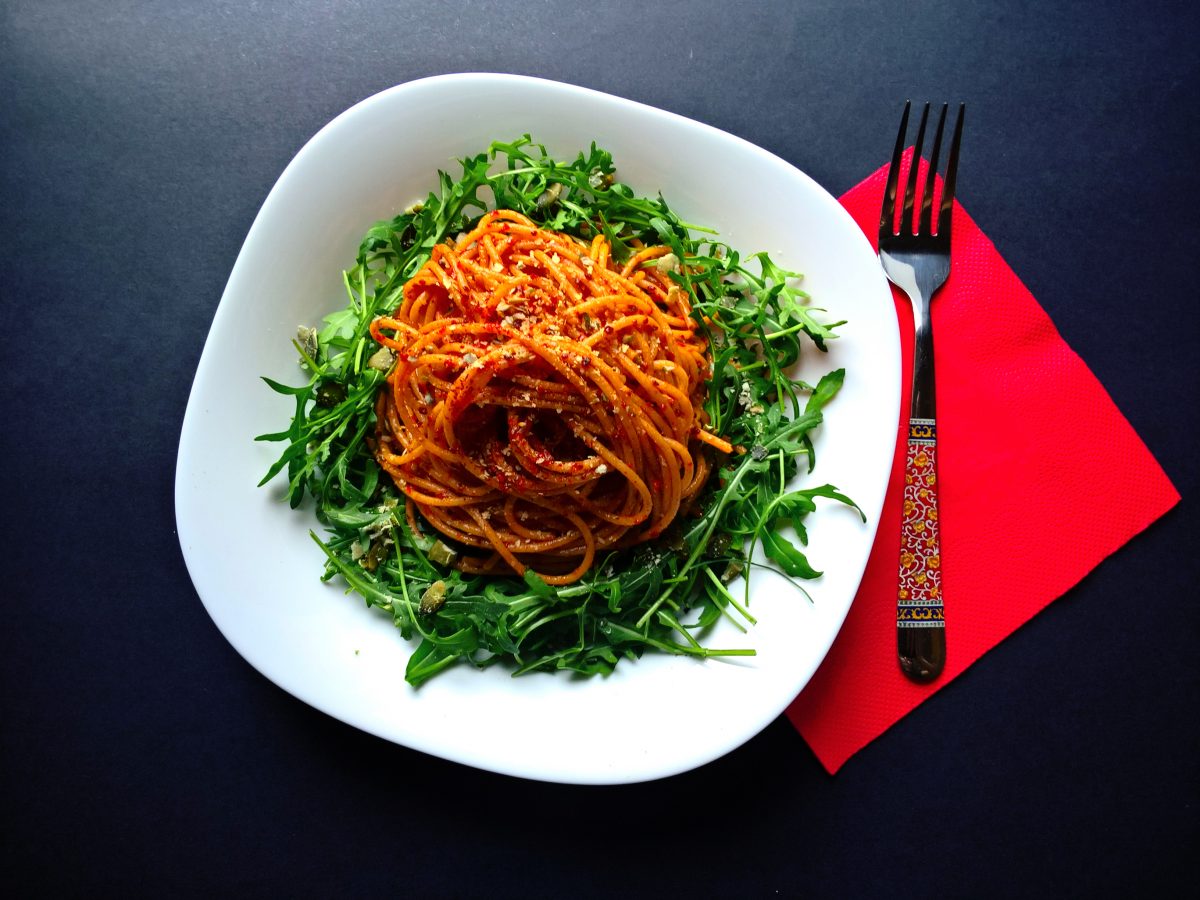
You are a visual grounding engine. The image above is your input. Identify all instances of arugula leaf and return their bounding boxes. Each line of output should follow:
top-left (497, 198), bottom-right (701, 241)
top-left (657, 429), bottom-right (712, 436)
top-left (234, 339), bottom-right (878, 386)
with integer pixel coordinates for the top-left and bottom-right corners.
top-left (761, 529), bottom-right (823, 579)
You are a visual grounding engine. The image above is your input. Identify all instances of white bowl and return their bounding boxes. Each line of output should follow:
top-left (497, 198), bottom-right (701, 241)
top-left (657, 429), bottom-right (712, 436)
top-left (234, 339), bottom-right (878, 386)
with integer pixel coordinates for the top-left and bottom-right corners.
top-left (176, 73), bottom-right (899, 784)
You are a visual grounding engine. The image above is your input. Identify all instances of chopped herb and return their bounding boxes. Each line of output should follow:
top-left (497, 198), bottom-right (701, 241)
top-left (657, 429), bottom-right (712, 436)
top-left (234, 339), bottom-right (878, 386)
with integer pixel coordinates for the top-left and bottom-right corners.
top-left (428, 540), bottom-right (458, 568)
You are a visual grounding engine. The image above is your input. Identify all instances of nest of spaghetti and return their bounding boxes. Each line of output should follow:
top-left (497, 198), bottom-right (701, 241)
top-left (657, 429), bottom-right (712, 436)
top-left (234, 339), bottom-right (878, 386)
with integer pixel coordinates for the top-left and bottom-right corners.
top-left (368, 209), bottom-right (732, 586)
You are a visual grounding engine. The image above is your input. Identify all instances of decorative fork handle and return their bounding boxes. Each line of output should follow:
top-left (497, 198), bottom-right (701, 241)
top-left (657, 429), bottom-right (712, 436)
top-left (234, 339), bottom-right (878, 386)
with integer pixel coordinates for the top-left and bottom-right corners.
top-left (897, 416), bottom-right (946, 681)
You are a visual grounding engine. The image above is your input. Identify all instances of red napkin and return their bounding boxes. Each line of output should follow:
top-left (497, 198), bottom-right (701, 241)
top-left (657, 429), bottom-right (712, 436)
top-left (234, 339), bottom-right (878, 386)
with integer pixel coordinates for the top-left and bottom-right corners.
top-left (785, 157), bottom-right (1180, 774)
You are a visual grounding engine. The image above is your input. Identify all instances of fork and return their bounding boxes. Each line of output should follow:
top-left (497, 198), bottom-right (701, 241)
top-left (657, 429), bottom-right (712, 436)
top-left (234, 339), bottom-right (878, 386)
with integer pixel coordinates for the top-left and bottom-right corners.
top-left (879, 101), bottom-right (964, 683)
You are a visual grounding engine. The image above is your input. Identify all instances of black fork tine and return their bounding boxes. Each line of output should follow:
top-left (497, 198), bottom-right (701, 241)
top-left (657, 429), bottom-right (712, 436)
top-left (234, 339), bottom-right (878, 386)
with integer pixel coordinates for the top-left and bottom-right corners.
top-left (879, 100), bottom-right (911, 238)
top-left (919, 104), bottom-right (949, 236)
top-left (938, 104), bottom-right (966, 237)
top-left (899, 103), bottom-right (930, 237)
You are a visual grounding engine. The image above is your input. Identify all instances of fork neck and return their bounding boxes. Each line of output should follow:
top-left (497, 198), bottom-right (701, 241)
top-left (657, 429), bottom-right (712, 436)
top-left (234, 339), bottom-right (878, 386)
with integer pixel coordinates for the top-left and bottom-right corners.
top-left (911, 300), bottom-right (937, 420)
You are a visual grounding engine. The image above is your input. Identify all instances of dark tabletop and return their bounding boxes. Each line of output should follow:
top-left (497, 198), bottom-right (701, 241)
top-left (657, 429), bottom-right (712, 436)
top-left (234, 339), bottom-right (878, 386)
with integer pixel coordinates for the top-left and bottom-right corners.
top-left (3, 1), bottom-right (1197, 896)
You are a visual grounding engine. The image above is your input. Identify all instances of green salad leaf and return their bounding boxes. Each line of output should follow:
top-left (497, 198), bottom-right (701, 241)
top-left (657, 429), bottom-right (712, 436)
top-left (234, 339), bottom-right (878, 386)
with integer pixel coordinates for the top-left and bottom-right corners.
top-left (257, 136), bottom-right (862, 686)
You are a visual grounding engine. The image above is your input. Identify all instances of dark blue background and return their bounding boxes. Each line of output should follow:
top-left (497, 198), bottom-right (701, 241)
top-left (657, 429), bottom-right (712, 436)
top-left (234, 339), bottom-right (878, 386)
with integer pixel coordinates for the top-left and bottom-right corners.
top-left (3, 1), bottom-right (1196, 896)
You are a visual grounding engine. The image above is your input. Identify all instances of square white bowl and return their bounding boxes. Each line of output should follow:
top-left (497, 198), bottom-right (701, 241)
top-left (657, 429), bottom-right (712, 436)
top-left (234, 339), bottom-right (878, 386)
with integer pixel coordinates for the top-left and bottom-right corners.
top-left (176, 73), bottom-right (899, 784)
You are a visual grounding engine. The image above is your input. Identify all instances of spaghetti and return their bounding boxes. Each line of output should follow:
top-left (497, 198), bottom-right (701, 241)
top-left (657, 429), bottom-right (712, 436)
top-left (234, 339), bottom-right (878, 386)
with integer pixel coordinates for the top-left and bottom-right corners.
top-left (369, 209), bottom-right (732, 585)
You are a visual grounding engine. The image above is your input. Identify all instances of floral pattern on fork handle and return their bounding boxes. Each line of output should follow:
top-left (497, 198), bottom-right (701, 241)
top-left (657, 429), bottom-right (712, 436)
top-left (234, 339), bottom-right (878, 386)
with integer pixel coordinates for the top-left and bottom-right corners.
top-left (897, 418), bottom-right (944, 628)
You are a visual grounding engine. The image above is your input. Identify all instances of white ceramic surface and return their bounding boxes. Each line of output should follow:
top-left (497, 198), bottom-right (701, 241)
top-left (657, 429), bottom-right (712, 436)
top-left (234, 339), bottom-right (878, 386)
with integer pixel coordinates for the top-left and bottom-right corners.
top-left (175, 74), bottom-right (899, 784)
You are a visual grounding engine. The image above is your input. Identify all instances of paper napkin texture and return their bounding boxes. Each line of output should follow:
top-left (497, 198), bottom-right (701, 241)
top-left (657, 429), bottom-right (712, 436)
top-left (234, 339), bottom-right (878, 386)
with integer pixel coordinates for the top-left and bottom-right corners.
top-left (785, 159), bottom-right (1181, 774)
